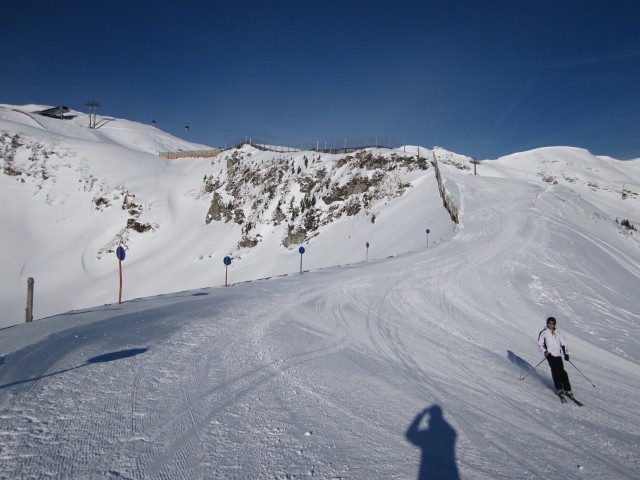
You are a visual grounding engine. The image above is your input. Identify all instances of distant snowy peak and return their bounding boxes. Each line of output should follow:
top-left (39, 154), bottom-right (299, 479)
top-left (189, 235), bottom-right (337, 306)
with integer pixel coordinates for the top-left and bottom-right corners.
top-left (487, 146), bottom-right (639, 199)
top-left (495, 145), bottom-right (638, 169)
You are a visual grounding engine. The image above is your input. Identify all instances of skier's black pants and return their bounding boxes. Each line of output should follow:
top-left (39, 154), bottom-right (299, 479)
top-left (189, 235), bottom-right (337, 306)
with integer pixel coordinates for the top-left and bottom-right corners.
top-left (546, 355), bottom-right (572, 392)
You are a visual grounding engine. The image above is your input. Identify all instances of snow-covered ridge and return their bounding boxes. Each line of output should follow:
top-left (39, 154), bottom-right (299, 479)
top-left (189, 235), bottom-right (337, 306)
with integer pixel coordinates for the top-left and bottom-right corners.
top-left (0, 104), bottom-right (212, 154)
top-left (1, 104), bottom-right (638, 329)
top-left (0, 105), bottom-right (460, 326)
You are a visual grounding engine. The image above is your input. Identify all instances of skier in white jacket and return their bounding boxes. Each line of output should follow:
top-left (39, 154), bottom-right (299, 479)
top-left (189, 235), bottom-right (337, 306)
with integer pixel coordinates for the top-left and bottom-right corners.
top-left (537, 316), bottom-right (573, 397)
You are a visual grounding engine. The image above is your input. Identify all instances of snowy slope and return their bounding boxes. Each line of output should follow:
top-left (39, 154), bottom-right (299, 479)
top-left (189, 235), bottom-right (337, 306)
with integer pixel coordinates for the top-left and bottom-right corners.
top-left (0, 137), bottom-right (639, 479)
top-left (0, 105), bottom-right (214, 325)
top-left (1, 105), bottom-right (456, 327)
top-left (1, 104), bottom-right (212, 154)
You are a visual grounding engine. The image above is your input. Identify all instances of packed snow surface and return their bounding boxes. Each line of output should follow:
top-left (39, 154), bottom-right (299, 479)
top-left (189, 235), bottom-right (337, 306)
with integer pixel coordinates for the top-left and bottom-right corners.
top-left (1, 105), bottom-right (639, 479)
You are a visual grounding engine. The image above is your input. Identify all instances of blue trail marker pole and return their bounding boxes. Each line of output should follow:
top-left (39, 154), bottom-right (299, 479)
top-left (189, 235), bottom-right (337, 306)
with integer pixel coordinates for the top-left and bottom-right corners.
top-left (223, 256), bottom-right (232, 286)
top-left (426, 229), bottom-right (431, 248)
top-left (116, 246), bottom-right (126, 304)
top-left (299, 246), bottom-right (305, 274)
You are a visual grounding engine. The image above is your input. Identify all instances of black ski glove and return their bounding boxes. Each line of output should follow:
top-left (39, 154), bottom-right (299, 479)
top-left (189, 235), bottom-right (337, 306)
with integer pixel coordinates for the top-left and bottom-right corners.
top-left (564, 354), bottom-right (570, 361)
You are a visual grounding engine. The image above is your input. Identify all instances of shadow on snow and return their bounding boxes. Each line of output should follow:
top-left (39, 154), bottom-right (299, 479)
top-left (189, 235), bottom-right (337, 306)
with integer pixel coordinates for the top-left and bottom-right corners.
top-left (508, 349), bottom-right (554, 390)
top-left (0, 348), bottom-right (148, 389)
top-left (406, 405), bottom-right (460, 480)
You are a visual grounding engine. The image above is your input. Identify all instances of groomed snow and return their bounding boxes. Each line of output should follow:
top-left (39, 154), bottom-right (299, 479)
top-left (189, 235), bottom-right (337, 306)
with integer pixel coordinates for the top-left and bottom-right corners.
top-left (1, 105), bottom-right (639, 479)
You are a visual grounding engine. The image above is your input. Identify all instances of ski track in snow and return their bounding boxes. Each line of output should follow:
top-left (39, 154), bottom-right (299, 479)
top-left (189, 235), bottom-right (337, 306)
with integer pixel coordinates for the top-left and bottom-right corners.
top-left (1, 108), bottom-right (640, 479)
top-left (3, 213), bottom-right (639, 479)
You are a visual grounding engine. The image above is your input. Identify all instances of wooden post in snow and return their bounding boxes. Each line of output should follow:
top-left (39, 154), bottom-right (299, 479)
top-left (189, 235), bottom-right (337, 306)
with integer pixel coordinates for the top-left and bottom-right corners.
top-left (25, 277), bottom-right (34, 323)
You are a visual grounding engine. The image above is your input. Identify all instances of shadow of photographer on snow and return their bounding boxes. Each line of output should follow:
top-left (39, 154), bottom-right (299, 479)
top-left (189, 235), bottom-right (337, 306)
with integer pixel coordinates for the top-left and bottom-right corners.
top-left (406, 405), bottom-right (460, 480)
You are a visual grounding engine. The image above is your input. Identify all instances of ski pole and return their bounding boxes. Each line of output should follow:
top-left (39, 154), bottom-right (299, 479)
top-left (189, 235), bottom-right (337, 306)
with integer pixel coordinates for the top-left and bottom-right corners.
top-left (520, 358), bottom-right (546, 381)
top-left (568, 360), bottom-right (596, 387)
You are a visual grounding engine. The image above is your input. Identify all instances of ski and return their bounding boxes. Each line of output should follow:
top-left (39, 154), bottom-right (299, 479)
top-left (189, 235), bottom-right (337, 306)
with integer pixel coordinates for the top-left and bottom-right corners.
top-left (565, 393), bottom-right (584, 407)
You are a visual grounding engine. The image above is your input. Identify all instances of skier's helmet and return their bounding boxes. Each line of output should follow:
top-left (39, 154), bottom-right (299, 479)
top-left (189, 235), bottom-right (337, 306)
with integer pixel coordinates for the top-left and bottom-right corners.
top-left (546, 316), bottom-right (556, 324)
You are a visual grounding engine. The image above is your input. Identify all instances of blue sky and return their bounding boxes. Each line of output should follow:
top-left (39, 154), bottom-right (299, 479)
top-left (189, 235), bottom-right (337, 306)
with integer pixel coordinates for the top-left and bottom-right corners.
top-left (2, 0), bottom-right (639, 159)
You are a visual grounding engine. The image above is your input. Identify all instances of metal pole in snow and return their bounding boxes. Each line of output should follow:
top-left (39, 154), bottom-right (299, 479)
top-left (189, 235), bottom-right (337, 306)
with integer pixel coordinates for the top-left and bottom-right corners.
top-left (116, 246), bottom-right (126, 304)
top-left (568, 359), bottom-right (596, 387)
top-left (298, 246), bottom-right (305, 274)
top-left (118, 257), bottom-right (123, 304)
top-left (223, 256), bottom-right (232, 286)
top-left (519, 358), bottom-right (546, 381)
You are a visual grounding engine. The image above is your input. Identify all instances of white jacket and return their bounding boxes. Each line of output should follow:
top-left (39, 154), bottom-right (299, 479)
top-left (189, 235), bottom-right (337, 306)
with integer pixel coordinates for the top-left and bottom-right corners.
top-left (537, 327), bottom-right (568, 357)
